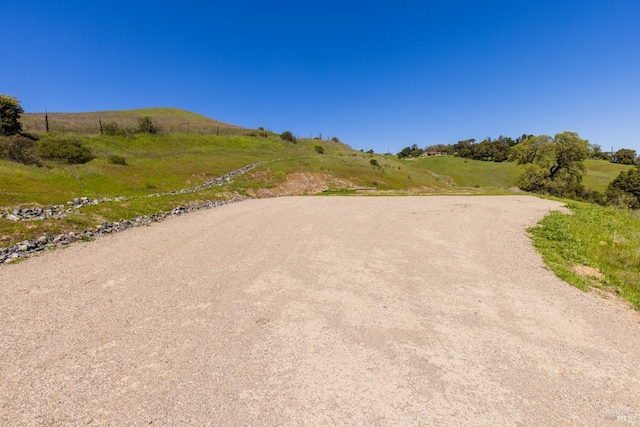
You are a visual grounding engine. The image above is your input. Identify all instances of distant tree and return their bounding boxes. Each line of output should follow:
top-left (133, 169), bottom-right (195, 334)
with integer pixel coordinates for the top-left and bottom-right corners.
top-left (453, 138), bottom-right (476, 158)
top-left (397, 144), bottom-right (423, 158)
top-left (471, 138), bottom-right (510, 162)
top-left (280, 131), bottom-right (297, 143)
top-left (0, 94), bottom-right (24, 136)
top-left (515, 134), bottom-right (534, 145)
top-left (510, 132), bottom-right (589, 196)
top-left (612, 148), bottom-right (637, 165)
top-left (589, 143), bottom-right (611, 161)
top-left (331, 136), bottom-right (340, 143)
top-left (606, 168), bottom-right (640, 208)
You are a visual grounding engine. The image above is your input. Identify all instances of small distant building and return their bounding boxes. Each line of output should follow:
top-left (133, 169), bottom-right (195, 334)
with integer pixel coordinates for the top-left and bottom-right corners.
top-left (422, 151), bottom-right (447, 157)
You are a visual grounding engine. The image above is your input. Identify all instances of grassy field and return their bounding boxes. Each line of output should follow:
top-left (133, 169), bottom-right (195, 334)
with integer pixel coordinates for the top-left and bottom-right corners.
top-left (407, 156), bottom-right (519, 189)
top-left (582, 159), bottom-right (634, 192)
top-left (233, 153), bottom-right (452, 194)
top-left (530, 202), bottom-right (640, 309)
top-left (21, 108), bottom-right (248, 135)
top-left (405, 156), bottom-right (628, 192)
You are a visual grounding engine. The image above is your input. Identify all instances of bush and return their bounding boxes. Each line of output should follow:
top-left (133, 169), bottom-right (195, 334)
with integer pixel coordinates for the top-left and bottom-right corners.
top-left (314, 145), bottom-right (324, 154)
top-left (137, 116), bottom-right (158, 134)
top-left (103, 121), bottom-right (125, 136)
top-left (331, 137), bottom-right (340, 143)
top-left (0, 135), bottom-right (41, 165)
top-left (370, 159), bottom-right (379, 167)
top-left (606, 168), bottom-right (640, 209)
top-left (281, 131), bottom-right (297, 143)
top-left (108, 154), bottom-right (127, 165)
top-left (37, 135), bottom-right (94, 164)
top-left (0, 94), bottom-right (24, 136)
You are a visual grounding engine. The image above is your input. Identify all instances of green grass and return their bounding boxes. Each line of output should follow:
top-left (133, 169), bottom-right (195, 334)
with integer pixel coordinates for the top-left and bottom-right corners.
top-left (582, 159), bottom-right (634, 192)
top-left (529, 202), bottom-right (640, 309)
top-left (0, 133), bottom-right (299, 206)
top-left (406, 156), bottom-right (519, 189)
top-left (403, 156), bottom-right (629, 193)
top-left (231, 153), bottom-right (452, 194)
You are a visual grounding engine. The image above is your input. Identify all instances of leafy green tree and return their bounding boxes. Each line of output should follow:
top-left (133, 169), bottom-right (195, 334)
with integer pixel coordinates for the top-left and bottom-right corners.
top-left (606, 168), bottom-right (640, 208)
top-left (510, 132), bottom-right (589, 196)
top-left (453, 138), bottom-right (475, 158)
top-left (0, 94), bottom-right (24, 136)
top-left (397, 144), bottom-right (423, 158)
top-left (589, 143), bottom-right (611, 161)
top-left (280, 131), bottom-right (297, 143)
top-left (612, 148), bottom-right (637, 165)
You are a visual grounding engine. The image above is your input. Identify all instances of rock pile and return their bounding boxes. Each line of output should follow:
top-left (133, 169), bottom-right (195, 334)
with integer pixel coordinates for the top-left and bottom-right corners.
top-left (0, 161), bottom-right (270, 264)
top-left (0, 197), bottom-right (246, 264)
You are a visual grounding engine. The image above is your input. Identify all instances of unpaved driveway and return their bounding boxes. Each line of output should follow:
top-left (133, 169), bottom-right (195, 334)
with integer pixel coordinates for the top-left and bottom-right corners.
top-left (1, 196), bottom-right (639, 426)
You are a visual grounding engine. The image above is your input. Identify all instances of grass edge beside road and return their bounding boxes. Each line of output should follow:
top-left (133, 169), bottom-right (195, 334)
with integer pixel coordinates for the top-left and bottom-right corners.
top-left (529, 201), bottom-right (640, 310)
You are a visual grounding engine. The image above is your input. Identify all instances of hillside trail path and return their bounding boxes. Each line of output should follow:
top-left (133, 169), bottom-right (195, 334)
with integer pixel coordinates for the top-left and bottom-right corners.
top-left (1, 196), bottom-right (639, 426)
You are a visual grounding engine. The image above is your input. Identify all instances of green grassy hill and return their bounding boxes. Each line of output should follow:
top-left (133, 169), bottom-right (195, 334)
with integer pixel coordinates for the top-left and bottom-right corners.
top-left (0, 108), bottom-right (631, 249)
top-left (582, 159), bottom-right (634, 192)
top-left (21, 107), bottom-right (246, 135)
top-left (408, 156), bottom-right (519, 189)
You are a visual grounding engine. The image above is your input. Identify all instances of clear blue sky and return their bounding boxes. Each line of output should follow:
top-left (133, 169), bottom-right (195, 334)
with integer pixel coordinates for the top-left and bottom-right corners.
top-left (2, 0), bottom-right (639, 154)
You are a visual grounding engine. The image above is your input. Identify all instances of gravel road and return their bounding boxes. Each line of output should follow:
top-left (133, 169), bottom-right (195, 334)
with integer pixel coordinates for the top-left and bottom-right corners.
top-left (1, 196), bottom-right (639, 426)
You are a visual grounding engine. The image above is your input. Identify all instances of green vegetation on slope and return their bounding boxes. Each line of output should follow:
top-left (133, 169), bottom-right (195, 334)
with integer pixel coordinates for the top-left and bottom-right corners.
top-left (529, 202), bottom-right (640, 309)
top-left (407, 155), bottom-right (519, 189)
top-left (231, 153), bottom-right (450, 194)
top-left (582, 159), bottom-right (634, 192)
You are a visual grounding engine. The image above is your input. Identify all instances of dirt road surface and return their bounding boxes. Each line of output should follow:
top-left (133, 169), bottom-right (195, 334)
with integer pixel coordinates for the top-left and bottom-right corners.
top-left (1, 196), bottom-right (639, 426)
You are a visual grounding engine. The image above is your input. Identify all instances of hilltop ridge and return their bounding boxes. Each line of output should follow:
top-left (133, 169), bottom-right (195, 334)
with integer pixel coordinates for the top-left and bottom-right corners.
top-left (21, 107), bottom-right (246, 135)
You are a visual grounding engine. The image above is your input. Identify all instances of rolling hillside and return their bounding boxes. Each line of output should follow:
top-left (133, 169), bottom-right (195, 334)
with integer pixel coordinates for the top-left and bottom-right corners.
top-left (21, 108), bottom-right (247, 135)
top-left (0, 108), bottom-right (630, 250)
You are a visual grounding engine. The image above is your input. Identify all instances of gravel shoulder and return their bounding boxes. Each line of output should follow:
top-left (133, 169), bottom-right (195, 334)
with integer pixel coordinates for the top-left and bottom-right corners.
top-left (1, 196), bottom-right (639, 426)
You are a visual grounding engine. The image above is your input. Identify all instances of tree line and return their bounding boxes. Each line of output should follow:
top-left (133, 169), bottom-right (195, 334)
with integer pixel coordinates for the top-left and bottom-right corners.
top-left (397, 132), bottom-right (640, 208)
top-left (398, 135), bottom-right (639, 166)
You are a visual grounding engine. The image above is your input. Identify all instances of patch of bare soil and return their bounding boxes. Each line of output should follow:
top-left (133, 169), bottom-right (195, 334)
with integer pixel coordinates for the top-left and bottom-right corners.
top-left (571, 264), bottom-right (604, 280)
top-left (247, 172), bottom-right (354, 198)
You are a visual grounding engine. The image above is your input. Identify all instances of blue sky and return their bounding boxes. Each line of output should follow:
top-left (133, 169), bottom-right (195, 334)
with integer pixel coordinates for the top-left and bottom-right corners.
top-left (2, 0), bottom-right (639, 153)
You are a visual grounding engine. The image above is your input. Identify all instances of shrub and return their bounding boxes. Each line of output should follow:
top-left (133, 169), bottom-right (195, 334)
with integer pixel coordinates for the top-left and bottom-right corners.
top-left (606, 168), bottom-right (640, 209)
top-left (137, 116), bottom-right (158, 134)
top-left (280, 131), bottom-right (297, 143)
top-left (108, 154), bottom-right (127, 165)
top-left (314, 145), bottom-right (325, 154)
top-left (103, 121), bottom-right (125, 136)
top-left (37, 135), bottom-right (94, 164)
top-left (331, 137), bottom-right (340, 143)
top-left (0, 94), bottom-right (24, 136)
top-left (0, 135), bottom-right (41, 165)
top-left (370, 159), bottom-right (379, 167)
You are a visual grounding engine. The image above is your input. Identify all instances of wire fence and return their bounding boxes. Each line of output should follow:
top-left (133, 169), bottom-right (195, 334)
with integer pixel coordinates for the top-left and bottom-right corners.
top-left (21, 113), bottom-right (259, 136)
